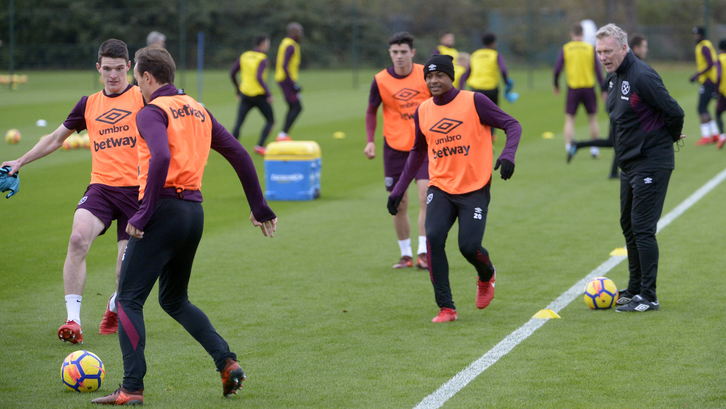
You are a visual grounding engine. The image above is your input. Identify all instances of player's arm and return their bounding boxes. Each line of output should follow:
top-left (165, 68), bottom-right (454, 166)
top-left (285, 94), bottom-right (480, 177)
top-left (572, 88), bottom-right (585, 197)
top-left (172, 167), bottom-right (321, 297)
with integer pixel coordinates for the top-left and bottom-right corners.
top-left (473, 92), bottom-right (522, 179)
top-left (389, 108), bottom-right (427, 214)
top-left (207, 109), bottom-right (277, 237)
top-left (281, 45), bottom-right (295, 85)
top-left (691, 46), bottom-right (715, 81)
top-left (636, 71), bottom-right (685, 141)
top-left (230, 59), bottom-right (241, 97)
top-left (257, 58), bottom-right (273, 103)
top-left (1, 124), bottom-right (74, 175)
top-left (498, 54), bottom-right (509, 84)
top-left (553, 49), bottom-right (564, 94)
top-left (364, 78), bottom-right (382, 159)
top-left (127, 106), bottom-right (172, 238)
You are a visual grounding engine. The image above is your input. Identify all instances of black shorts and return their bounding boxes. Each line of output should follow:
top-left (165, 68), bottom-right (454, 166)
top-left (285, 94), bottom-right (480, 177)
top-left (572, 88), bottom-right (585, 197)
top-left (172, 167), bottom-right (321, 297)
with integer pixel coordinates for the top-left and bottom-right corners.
top-left (472, 88), bottom-right (499, 106)
top-left (698, 84), bottom-right (716, 115)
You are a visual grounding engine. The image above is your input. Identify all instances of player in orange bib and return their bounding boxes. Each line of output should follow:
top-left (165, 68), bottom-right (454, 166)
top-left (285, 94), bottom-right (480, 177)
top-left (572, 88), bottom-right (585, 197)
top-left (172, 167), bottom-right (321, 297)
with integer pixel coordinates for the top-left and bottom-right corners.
top-left (93, 46), bottom-right (276, 404)
top-left (365, 32), bottom-right (432, 270)
top-left (2, 39), bottom-right (144, 344)
top-left (388, 54), bottom-right (522, 323)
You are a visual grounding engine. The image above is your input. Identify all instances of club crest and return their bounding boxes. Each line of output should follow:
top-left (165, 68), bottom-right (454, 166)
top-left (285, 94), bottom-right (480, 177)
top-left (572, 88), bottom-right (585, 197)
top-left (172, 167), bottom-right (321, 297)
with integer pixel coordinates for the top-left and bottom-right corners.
top-left (621, 81), bottom-right (630, 95)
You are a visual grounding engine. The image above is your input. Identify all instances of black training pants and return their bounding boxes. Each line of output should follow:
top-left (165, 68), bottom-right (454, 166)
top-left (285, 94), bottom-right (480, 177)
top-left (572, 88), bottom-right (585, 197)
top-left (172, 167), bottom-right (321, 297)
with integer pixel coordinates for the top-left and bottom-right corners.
top-left (116, 198), bottom-right (236, 391)
top-left (425, 185), bottom-right (495, 310)
top-left (620, 167), bottom-right (672, 303)
top-left (232, 94), bottom-right (275, 146)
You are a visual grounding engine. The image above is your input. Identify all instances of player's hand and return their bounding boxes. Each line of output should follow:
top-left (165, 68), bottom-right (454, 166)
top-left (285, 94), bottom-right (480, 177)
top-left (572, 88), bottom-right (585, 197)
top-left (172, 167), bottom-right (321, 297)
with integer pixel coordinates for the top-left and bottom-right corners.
top-left (267, 95), bottom-right (274, 104)
top-left (236, 93), bottom-right (241, 102)
top-left (126, 223), bottom-right (144, 239)
top-left (0, 161), bottom-right (20, 176)
top-left (601, 91), bottom-right (608, 102)
top-left (553, 86), bottom-right (560, 96)
top-left (387, 195), bottom-right (403, 215)
top-left (689, 74), bottom-right (698, 83)
top-left (364, 142), bottom-right (376, 159)
top-left (494, 158), bottom-right (515, 180)
top-left (250, 212), bottom-right (277, 238)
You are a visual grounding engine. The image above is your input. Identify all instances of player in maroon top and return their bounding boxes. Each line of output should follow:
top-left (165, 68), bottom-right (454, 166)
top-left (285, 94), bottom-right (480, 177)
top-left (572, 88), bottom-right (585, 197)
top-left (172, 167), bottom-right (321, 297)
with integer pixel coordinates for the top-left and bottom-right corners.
top-left (2, 39), bottom-right (142, 344)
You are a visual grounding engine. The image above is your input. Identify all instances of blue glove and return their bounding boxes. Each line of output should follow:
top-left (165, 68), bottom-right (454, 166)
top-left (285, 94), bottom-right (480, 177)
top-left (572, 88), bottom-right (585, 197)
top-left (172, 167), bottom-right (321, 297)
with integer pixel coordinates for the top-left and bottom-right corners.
top-left (505, 78), bottom-right (514, 94)
top-left (0, 166), bottom-right (20, 199)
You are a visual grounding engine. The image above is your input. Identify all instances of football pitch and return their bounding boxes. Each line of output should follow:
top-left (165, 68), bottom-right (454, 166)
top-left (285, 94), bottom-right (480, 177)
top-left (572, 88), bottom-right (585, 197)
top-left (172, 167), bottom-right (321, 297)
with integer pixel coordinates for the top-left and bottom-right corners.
top-left (1, 65), bottom-right (725, 408)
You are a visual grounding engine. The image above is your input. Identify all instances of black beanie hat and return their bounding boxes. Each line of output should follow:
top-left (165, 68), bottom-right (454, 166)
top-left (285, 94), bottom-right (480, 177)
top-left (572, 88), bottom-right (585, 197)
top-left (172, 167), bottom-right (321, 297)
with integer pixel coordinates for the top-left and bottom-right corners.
top-left (423, 54), bottom-right (455, 81)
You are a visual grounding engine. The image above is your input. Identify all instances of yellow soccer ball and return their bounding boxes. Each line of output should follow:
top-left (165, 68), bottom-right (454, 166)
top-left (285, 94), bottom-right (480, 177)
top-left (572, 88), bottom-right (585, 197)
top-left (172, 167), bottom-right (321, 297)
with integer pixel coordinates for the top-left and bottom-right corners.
top-left (5, 129), bottom-right (21, 144)
top-left (583, 277), bottom-right (618, 309)
top-left (60, 350), bottom-right (106, 392)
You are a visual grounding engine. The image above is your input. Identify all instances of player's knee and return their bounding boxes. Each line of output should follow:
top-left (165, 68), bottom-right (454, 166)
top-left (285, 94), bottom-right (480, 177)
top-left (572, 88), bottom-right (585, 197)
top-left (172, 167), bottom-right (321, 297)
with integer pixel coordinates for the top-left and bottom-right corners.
top-left (158, 296), bottom-right (185, 316)
top-left (459, 242), bottom-right (479, 260)
top-left (67, 230), bottom-right (92, 254)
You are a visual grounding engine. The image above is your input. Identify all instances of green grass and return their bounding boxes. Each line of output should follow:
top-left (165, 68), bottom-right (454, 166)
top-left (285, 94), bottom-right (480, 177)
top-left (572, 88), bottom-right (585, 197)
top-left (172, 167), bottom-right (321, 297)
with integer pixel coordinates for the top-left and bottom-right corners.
top-left (1, 65), bottom-right (725, 408)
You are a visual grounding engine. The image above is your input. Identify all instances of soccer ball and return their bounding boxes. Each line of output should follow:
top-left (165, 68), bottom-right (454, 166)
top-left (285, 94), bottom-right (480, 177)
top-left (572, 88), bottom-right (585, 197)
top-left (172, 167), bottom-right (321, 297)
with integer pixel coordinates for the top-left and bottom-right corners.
top-left (583, 277), bottom-right (619, 310)
top-left (62, 134), bottom-right (82, 150)
top-left (5, 129), bottom-right (21, 144)
top-left (60, 350), bottom-right (106, 392)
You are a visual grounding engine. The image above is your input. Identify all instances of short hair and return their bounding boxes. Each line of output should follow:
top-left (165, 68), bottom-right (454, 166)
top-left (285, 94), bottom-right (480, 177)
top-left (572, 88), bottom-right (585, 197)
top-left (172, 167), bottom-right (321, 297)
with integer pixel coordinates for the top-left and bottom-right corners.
top-left (719, 39), bottom-right (726, 51)
top-left (135, 46), bottom-right (176, 85)
top-left (439, 32), bottom-right (453, 40)
top-left (146, 31), bottom-right (166, 46)
top-left (287, 22), bottom-right (303, 35)
top-left (596, 23), bottom-right (628, 49)
top-left (253, 34), bottom-right (269, 47)
top-left (482, 32), bottom-right (497, 46)
top-left (629, 33), bottom-right (647, 50)
top-left (389, 32), bottom-right (414, 49)
top-left (98, 39), bottom-right (129, 64)
top-left (572, 24), bottom-right (583, 36)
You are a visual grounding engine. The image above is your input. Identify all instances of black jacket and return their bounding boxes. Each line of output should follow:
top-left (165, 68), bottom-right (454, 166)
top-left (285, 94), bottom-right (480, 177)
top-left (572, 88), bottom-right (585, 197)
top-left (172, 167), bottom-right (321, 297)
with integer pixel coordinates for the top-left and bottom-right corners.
top-left (605, 51), bottom-right (684, 171)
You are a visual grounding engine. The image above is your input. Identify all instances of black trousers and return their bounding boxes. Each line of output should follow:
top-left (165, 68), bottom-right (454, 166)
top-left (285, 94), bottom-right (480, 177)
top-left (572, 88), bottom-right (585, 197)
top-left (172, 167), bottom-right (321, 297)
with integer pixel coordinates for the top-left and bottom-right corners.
top-left (116, 198), bottom-right (235, 391)
top-left (575, 133), bottom-right (620, 176)
top-left (425, 185), bottom-right (495, 310)
top-left (620, 167), bottom-right (672, 302)
top-left (283, 100), bottom-right (302, 134)
top-left (232, 94), bottom-right (274, 146)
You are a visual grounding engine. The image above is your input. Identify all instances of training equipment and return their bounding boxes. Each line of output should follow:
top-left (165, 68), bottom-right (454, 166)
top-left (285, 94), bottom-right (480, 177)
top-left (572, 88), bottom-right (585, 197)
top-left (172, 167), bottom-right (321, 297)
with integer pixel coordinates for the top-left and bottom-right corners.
top-left (5, 129), bottom-right (21, 144)
top-left (583, 277), bottom-right (618, 309)
top-left (58, 320), bottom-right (83, 344)
top-left (60, 350), bottom-right (106, 392)
top-left (333, 131), bottom-right (346, 139)
top-left (221, 358), bottom-right (246, 397)
top-left (0, 166), bottom-right (20, 199)
top-left (476, 268), bottom-right (496, 309)
top-left (264, 141), bottom-right (321, 201)
top-left (432, 308), bottom-right (458, 323)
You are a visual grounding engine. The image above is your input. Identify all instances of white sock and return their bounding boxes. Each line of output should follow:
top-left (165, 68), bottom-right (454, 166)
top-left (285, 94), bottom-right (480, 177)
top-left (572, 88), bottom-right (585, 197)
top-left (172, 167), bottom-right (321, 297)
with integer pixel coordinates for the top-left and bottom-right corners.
top-left (65, 294), bottom-right (82, 325)
top-left (701, 123), bottom-right (711, 138)
top-left (398, 238), bottom-right (413, 258)
top-left (565, 143), bottom-right (571, 152)
top-left (590, 147), bottom-right (600, 156)
top-left (417, 236), bottom-right (427, 255)
top-left (720, 133), bottom-right (726, 141)
top-left (108, 292), bottom-right (117, 313)
top-left (710, 120), bottom-right (719, 136)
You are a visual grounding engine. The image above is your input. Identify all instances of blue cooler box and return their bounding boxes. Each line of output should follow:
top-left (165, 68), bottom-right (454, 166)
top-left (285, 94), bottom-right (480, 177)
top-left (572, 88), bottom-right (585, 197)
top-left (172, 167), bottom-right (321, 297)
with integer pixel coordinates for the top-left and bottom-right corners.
top-left (264, 141), bottom-right (321, 201)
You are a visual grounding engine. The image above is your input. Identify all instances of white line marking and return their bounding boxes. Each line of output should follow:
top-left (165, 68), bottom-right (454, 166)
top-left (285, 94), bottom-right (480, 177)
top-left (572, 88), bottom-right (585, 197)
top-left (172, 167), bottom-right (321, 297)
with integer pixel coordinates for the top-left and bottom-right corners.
top-left (414, 167), bottom-right (726, 409)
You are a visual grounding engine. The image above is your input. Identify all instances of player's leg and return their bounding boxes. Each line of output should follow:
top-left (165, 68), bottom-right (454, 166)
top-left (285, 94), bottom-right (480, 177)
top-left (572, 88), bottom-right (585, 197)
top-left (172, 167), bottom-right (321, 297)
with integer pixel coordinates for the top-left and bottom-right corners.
top-left (453, 185), bottom-right (496, 309)
top-left (256, 97), bottom-right (275, 151)
top-left (425, 186), bottom-right (459, 319)
top-left (58, 208), bottom-right (106, 343)
top-left (563, 87), bottom-right (578, 150)
top-left (98, 238), bottom-right (126, 335)
top-left (385, 142), bottom-right (414, 268)
top-left (277, 83), bottom-right (300, 140)
top-left (618, 171), bottom-right (641, 303)
top-left (585, 87), bottom-right (600, 158)
top-left (696, 85), bottom-right (717, 145)
top-left (716, 95), bottom-right (726, 148)
top-left (414, 178), bottom-right (429, 269)
top-left (621, 168), bottom-right (671, 307)
top-left (282, 100), bottom-right (302, 134)
top-left (231, 97), bottom-right (253, 139)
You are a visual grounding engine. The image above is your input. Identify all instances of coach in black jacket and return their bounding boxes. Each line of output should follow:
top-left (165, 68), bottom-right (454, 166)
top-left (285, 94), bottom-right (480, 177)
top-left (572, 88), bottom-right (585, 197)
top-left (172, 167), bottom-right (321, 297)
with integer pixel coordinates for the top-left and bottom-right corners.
top-left (595, 24), bottom-right (685, 313)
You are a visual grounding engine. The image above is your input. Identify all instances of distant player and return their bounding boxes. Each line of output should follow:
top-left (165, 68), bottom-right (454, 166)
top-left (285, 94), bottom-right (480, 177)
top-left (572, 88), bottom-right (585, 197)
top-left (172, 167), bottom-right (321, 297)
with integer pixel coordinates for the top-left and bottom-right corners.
top-left (146, 31), bottom-right (166, 48)
top-left (92, 45), bottom-right (276, 405)
top-left (629, 33), bottom-right (649, 60)
top-left (230, 34), bottom-right (275, 155)
top-left (275, 22), bottom-right (304, 142)
top-left (467, 32), bottom-right (509, 107)
top-left (1, 39), bottom-right (144, 343)
top-left (713, 40), bottom-right (726, 149)
top-left (431, 32), bottom-right (459, 62)
top-left (691, 27), bottom-right (720, 146)
top-left (554, 24), bottom-right (604, 158)
top-left (364, 32), bottom-right (431, 270)
top-left (388, 54), bottom-right (522, 322)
